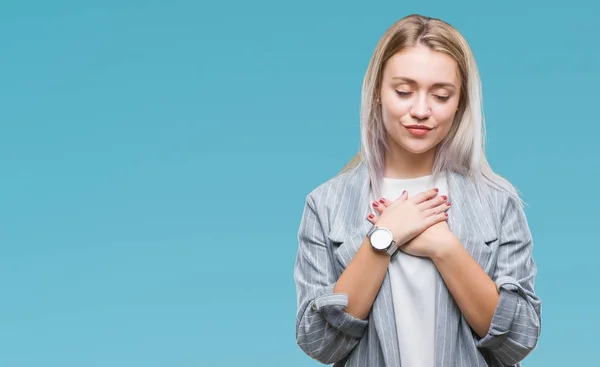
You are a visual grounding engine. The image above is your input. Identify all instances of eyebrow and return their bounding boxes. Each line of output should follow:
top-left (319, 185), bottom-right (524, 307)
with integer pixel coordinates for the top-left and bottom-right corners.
top-left (392, 77), bottom-right (456, 89)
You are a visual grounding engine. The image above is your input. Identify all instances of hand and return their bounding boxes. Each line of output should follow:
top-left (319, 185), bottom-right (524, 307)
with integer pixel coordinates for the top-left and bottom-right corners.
top-left (401, 220), bottom-right (459, 259)
top-left (367, 189), bottom-right (451, 246)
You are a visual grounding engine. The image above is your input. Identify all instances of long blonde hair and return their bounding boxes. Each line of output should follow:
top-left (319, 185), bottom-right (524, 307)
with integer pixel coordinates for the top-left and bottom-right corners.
top-left (341, 14), bottom-right (522, 205)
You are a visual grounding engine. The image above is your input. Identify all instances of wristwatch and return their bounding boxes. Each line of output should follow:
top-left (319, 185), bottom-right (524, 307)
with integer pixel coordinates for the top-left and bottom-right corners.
top-left (367, 225), bottom-right (399, 258)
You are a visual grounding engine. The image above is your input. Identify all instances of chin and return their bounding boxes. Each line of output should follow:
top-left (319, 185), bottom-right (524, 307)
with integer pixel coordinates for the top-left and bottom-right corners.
top-left (396, 140), bottom-right (438, 155)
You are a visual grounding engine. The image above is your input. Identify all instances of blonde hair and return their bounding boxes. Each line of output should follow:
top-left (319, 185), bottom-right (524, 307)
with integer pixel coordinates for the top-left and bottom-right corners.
top-left (341, 14), bottom-right (522, 205)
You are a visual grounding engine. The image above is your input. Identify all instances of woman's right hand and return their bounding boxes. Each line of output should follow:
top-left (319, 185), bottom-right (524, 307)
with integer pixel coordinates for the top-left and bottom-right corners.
top-left (368, 188), bottom-right (450, 246)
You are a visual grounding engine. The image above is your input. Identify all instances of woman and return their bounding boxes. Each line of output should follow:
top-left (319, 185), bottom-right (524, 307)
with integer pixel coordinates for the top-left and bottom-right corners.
top-left (293, 14), bottom-right (541, 367)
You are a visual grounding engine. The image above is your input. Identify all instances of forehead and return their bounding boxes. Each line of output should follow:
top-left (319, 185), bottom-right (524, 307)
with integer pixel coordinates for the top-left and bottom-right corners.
top-left (383, 45), bottom-right (460, 85)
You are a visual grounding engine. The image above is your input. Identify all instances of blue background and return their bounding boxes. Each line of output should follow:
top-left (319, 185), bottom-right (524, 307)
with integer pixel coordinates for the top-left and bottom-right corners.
top-left (1, 0), bottom-right (597, 366)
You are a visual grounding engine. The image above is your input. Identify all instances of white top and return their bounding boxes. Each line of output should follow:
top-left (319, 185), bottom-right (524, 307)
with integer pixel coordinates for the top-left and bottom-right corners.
top-left (372, 173), bottom-right (449, 367)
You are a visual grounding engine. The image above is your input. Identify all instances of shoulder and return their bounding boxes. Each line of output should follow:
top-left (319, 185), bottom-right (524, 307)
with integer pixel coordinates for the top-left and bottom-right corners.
top-left (448, 170), bottom-right (526, 226)
top-left (304, 167), bottom-right (356, 219)
top-left (306, 170), bottom-right (351, 204)
top-left (302, 163), bottom-right (369, 232)
top-left (306, 161), bottom-right (366, 204)
top-left (466, 172), bottom-right (527, 224)
top-left (482, 177), bottom-right (523, 212)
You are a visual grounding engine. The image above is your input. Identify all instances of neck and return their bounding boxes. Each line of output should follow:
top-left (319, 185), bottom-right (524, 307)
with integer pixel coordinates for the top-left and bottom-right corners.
top-left (383, 144), bottom-right (436, 179)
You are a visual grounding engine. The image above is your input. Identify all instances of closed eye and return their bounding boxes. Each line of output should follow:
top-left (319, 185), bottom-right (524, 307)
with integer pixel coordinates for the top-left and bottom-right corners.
top-left (396, 90), bottom-right (450, 101)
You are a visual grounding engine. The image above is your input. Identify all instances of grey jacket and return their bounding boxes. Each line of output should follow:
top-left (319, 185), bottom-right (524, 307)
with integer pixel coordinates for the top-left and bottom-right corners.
top-left (293, 161), bottom-right (542, 366)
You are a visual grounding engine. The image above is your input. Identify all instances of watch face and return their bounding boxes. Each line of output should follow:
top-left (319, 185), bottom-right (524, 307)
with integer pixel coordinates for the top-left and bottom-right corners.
top-left (370, 228), bottom-right (393, 250)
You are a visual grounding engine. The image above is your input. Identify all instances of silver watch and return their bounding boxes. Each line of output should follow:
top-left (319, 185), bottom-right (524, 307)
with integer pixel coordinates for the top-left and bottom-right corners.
top-left (367, 225), bottom-right (399, 258)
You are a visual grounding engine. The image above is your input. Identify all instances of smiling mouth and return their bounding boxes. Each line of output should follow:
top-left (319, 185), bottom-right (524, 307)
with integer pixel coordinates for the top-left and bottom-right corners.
top-left (404, 125), bottom-right (433, 136)
top-left (404, 124), bottom-right (432, 130)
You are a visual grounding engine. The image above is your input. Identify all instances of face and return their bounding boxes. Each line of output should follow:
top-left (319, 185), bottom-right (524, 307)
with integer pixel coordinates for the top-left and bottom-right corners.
top-left (379, 45), bottom-right (461, 156)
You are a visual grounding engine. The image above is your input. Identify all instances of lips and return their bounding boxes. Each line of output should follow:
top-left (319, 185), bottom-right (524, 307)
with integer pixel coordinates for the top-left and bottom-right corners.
top-left (404, 125), bottom-right (433, 136)
top-left (404, 125), bottom-right (432, 130)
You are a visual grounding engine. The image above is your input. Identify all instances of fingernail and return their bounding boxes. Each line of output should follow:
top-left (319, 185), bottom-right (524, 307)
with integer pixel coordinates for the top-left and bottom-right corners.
top-left (441, 195), bottom-right (447, 200)
top-left (447, 202), bottom-right (451, 206)
top-left (373, 201), bottom-right (379, 207)
top-left (434, 188), bottom-right (439, 192)
top-left (445, 213), bottom-right (448, 217)
top-left (368, 213), bottom-right (374, 218)
top-left (379, 199), bottom-right (385, 204)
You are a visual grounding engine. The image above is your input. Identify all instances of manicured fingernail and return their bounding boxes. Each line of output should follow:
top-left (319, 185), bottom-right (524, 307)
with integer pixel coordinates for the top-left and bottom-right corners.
top-left (379, 199), bottom-right (385, 204)
top-left (434, 188), bottom-right (439, 192)
top-left (445, 213), bottom-right (448, 217)
top-left (441, 195), bottom-right (447, 200)
top-left (368, 213), bottom-right (374, 218)
top-left (373, 201), bottom-right (379, 207)
top-left (447, 202), bottom-right (451, 206)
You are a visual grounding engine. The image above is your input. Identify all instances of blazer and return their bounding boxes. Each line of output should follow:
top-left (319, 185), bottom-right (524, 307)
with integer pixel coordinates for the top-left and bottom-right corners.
top-left (294, 161), bottom-right (542, 366)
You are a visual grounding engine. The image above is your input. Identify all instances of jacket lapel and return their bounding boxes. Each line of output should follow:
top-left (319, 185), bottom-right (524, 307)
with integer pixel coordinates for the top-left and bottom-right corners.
top-left (434, 172), bottom-right (499, 366)
top-left (329, 162), bottom-right (402, 366)
top-left (434, 172), bottom-right (465, 366)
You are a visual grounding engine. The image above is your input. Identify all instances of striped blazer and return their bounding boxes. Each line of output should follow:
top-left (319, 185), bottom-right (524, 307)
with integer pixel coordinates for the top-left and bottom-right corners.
top-left (293, 161), bottom-right (542, 366)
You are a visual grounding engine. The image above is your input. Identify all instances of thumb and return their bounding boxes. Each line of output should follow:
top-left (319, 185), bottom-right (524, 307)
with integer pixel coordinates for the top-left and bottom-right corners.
top-left (396, 190), bottom-right (408, 202)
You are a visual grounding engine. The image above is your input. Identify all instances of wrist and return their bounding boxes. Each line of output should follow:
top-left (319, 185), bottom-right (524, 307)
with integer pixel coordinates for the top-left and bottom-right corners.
top-left (431, 236), bottom-right (461, 262)
top-left (363, 236), bottom-right (394, 260)
top-left (375, 220), bottom-right (406, 246)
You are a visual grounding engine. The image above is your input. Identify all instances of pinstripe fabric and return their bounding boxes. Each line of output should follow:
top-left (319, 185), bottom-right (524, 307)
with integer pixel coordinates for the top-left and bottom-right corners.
top-left (294, 161), bottom-right (542, 366)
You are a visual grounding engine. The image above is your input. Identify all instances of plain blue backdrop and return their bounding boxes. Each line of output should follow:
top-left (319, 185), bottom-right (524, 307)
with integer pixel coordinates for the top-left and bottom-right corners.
top-left (1, 0), bottom-right (598, 366)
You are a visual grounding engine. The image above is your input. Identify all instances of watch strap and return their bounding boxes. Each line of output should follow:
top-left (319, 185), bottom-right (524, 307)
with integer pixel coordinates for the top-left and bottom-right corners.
top-left (387, 243), bottom-right (399, 258)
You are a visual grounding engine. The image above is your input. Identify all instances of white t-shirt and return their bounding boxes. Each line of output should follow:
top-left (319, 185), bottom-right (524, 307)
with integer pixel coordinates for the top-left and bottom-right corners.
top-left (372, 173), bottom-right (449, 367)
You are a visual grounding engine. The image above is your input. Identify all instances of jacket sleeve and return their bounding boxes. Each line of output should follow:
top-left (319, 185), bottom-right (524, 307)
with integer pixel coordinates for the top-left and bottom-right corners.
top-left (476, 195), bottom-right (542, 365)
top-left (294, 194), bottom-right (368, 364)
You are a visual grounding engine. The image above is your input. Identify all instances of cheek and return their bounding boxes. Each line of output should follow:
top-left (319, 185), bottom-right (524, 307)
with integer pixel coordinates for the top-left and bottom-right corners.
top-left (433, 106), bottom-right (458, 129)
top-left (381, 100), bottom-right (410, 124)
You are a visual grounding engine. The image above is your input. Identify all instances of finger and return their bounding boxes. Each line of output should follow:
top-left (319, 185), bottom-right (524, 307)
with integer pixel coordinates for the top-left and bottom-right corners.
top-left (377, 197), bottom-right (393, 208)
top-left (424, 201), bottom-right (451, 217)
top-left (392, 190), bottom-right (408, 204)
top-left (372, 200), bottom-right (385, 214)
top-left (409, 188), bottom-right (440, 204)
top-left (424, 211), bottom-right (448, 226)
top-left (419, 194), bottom-right (448, 210)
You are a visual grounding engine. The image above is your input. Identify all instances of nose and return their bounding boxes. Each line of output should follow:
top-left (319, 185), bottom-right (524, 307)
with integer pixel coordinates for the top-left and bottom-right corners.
top-left (410, 95), bottom-right (431, 120)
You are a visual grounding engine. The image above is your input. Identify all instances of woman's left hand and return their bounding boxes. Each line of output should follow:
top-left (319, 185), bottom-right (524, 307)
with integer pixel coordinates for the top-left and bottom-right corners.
top-left (402, 221), bottom-right (458, 258)
top-left (369, 197), bottom-right (459, 259)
